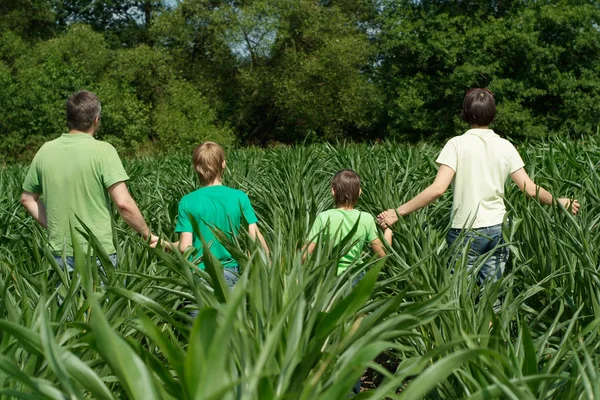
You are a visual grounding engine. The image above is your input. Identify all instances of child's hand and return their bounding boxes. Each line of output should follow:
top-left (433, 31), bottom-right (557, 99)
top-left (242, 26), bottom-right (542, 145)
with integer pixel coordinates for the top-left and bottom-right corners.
top-left (377, 209), bottom-right (399, 228)
top-left (558, 198), bottom-right (580, 215)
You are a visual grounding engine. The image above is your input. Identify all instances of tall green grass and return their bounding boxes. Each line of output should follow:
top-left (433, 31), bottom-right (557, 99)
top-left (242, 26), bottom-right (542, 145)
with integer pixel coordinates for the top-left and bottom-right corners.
top-left (0, 138), bottom-right (599, 399)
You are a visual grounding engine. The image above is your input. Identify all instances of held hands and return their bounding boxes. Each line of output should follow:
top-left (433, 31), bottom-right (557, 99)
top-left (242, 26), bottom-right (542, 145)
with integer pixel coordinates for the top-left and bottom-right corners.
top-left (558, 198), bottom-right (581, 215)
top-left (377, 208), bottom-right (399, 228)
top-left (149, 234), bottom-right (160, 248)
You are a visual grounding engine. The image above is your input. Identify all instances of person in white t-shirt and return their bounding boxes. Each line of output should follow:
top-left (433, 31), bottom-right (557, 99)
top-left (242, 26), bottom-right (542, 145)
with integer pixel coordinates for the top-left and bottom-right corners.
top-left (377, 88), bottom-right (580, 286)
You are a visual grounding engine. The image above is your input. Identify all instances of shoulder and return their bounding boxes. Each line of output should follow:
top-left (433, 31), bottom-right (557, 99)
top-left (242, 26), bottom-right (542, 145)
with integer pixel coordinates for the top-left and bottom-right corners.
top-left (315, 210), bottom-right (333, 222)
top-left (359, 211), bottom-right (376, 223)
top-left (95, 140), bottom-right (120, 155)
top-left (35, 139), bottom-right (58, 154)
top-left (179, 190), bottom-right (201, 206)
top-left (224, 186), bottom-right (252, 201)
top-left (441, 136), bottom-right (462, 148)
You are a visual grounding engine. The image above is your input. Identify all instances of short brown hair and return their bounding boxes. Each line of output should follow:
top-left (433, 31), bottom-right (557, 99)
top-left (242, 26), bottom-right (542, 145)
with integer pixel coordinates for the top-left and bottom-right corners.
top-left (66, 91), bottom-right (101, 132)
top-left (331, 169), bottom-right (361, 208)
top-left (461, 88), bottom-right (496, 127)
top-left (192, 141), bottom-right (225, 185)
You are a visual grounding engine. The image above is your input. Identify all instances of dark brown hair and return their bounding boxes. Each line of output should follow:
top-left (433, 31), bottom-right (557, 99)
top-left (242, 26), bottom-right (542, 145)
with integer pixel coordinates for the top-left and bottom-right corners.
top-left (66, 91), bottom-right (102, 132)
top-left (192, 141), bottom-right (225, 185)
top-left (461, 88), bottom-right (496, 127)
top-left (331, 169), bottom-right (361, 208)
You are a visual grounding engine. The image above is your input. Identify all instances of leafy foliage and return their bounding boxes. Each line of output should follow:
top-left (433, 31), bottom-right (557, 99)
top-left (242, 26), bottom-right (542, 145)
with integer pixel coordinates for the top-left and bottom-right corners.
top-left (1, 140), bottom-right (600, 398)
top-left (3, 1), bottom-right (600, 162)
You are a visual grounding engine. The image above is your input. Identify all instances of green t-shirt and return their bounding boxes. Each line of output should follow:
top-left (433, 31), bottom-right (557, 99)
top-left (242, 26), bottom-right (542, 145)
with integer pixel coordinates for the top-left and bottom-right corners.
top-left (308, 208), bottom-right (379, 275)
top-left (175, 185), bottom-right (259, 269)
top-left (22, 133), bottom-right (129, 256)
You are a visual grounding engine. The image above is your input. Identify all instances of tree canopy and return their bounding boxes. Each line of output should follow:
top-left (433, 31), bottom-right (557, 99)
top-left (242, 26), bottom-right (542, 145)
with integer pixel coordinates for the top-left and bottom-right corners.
top-left (2, 0), bottom-right (600, 162)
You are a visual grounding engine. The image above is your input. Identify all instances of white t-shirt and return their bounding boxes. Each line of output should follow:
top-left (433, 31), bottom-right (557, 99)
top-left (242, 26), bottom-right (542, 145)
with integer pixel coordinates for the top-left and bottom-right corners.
top-left (436, 129), bottom-right (525, 229)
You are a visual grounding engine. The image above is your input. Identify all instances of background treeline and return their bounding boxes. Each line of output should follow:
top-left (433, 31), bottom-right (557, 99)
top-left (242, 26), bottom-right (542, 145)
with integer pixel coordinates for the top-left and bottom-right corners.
top-left (2, 0), bottom-right (600, 162)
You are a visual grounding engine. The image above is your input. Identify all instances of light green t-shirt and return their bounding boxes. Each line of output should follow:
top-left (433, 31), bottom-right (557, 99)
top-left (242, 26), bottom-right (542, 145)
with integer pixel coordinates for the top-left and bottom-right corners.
top-left (308, 208), bottom-right (379, 275)
top-left (22, 133), bottom-right (129, 256)
top-left (175, 185), bottom-right (259, 269)
top-left (436, 129), bottom-right (525, 229)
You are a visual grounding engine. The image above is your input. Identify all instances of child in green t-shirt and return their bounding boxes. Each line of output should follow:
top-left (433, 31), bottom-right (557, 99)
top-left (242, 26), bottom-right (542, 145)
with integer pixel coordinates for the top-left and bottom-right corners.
top-left (167, 141), bottom-right (270, 287)
top-left (304, 169), bottom-right (393, 277)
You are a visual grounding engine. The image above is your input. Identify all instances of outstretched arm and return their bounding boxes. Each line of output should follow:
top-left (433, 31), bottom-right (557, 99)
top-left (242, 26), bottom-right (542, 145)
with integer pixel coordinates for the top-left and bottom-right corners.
top-left (108, 181), bottom-right (158, 244)
top-left (510, 168), bottom-right (580, 214)
top-left (20, 191), bottom-right (48, 229)
top-left (378, 164), bottom-right (455, 227)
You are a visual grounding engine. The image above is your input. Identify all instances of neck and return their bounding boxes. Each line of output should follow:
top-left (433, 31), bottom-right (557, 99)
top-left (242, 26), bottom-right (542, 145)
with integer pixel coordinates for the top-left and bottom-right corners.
top-left (336, 205), bottom-right (354, 211)
top-left (205, 180), bottom-right (223, 187)
top-left (68, 129), bottom-right (94, 135)
top-left (470, 124), bottom-right (489, 129)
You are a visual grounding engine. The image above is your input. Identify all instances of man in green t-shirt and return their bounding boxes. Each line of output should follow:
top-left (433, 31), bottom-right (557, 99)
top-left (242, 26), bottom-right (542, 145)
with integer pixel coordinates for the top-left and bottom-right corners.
top-left (172, 141), bottom-right (270, 288)
top-left (20, 91), bottom-right (157, 270)
top-left (304, 169), bottom-right (393, 277)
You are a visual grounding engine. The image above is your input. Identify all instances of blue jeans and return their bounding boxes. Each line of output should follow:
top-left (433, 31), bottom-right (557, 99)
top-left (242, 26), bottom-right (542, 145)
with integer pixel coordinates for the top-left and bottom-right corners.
top-left (189, 267), bottom-right (239, 319)
top-left (446, 224), bottom-right (508, 286)
top-left (53, 254), bottom-right (118, 276)
top-left (223, 267), bottom-right (240, 288)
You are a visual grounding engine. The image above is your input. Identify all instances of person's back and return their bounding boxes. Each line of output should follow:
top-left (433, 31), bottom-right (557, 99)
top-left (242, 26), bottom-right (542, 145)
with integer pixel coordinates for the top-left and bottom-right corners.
top-left (305, 169), bottom-right (392, 276)
top-left (174, 141), bottom-right (269, 285)
top-left (309, 208), bottom-right (379, 274)
top-left (378, 87), bottom-right (579, 290)
top-left (20, 91), bottom-right (156, 262)
top-left (25, 134), bottom-right (125, 255)
top-left (442, 129), bottom-right (524, 228)
top-left (176, 185), bottom-right (256, 267)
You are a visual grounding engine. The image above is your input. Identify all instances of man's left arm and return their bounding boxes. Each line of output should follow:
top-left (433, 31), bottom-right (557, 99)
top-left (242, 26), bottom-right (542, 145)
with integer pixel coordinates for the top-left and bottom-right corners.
top-left (20, 191), bottom-right (48, 229)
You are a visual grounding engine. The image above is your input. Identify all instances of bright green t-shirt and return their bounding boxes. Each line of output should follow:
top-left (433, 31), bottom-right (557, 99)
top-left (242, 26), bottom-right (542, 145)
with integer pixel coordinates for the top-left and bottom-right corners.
top-left (22, 133), bottom-right (129, 256)
top-left (308, 208), bottom-right (379, 275)
top-left (175, 185), bottom-right (259, 269)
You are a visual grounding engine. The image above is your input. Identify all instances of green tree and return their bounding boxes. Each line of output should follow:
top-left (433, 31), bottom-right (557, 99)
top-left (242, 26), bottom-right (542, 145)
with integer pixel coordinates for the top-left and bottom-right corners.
top-left (0, 0), bottom-right (57, 41)
top-left (377, 0), bottom-right (600, 140)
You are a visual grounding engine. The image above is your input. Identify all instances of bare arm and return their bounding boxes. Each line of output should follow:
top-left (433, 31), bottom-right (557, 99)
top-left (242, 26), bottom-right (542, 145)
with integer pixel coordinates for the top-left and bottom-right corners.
top-left (378, 164), bottom-right (455, 227)
top-left (178, 232), bottom-right (193, 253)
top-left (370, 238), bottom-right (387, 257)
top-left (20, 191), bottom-right (48, 229)
top-left (108, 181), bottom-right (157, 242)
top-left (301, 242), bottom-right (317, 262)
top-left (383, 228), bottom-right (393, 246)
top-left (510, 168), bottom-right (580, 214)
top-left (249, 223), bottom-right (270, 256)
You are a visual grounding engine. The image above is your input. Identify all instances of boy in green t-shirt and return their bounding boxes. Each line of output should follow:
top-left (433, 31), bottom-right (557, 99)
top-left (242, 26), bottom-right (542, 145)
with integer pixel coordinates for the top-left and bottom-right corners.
top-left (304, 169), bottom-right (392, 278)
top-left (171, 141), bottom-right (269, 288)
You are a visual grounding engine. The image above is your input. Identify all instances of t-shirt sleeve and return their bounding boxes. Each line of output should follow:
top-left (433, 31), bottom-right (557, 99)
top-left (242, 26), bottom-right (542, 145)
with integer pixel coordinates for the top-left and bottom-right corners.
top-left (364, 214), bottom-right (379, 243)
top-left (308, 214), bottom-right (324, 243)
top-left (507, 143), bottom-right (525, 174)
top-left (100, 146), bottom-right (130, 189)
top-left (175, 199), bottom-right (193, 233)
top-left (435, 138), bottom-right (458, 172)
top-left (241, 194), bottom-right (259, 225)
top-left (22, 154), bottom-right (42, 193)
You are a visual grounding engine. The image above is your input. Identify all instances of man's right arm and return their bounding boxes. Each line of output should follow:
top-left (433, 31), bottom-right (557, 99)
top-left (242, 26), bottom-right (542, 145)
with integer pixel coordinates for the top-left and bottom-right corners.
top-left (20, 191), bottom-right (48, 229)
top-left (108, 181), bottom-right (158, 243)
top-left (510, 168), bottom-right (580, 214)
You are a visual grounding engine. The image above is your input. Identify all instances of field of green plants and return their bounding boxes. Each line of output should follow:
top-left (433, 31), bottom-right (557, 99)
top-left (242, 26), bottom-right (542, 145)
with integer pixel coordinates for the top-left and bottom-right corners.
top-left (1, 139), bottom-right (599, 399)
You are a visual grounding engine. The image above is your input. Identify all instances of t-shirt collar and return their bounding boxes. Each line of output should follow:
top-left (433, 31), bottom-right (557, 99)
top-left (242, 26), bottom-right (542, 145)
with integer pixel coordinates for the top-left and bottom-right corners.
top-left (61, 132), bottom-right (95, 140)
top-left (465, 128), bottom-right (497, 137)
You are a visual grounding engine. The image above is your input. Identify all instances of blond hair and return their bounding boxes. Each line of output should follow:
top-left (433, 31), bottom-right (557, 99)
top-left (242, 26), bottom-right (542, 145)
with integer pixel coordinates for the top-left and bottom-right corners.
top-left (192, 141), bottom-right (225, 185)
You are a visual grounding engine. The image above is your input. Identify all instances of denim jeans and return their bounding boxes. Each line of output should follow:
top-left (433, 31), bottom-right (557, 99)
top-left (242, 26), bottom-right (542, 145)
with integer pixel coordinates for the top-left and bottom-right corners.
top-left (223, 267), bottom-right (240, 289)
top-left (53, 253), bottom-right (118, 275)
top-left (446, 224), bottom-right (508, 287)
top-left (189, 267), bottom-right (240, 319)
